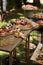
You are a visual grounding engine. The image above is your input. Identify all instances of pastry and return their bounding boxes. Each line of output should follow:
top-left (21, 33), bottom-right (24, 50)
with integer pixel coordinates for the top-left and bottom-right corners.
top-left (22, 4), bottom-right (38, 10)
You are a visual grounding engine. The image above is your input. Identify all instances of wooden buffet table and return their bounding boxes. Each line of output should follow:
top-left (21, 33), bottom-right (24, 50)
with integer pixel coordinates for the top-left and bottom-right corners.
top-left (0, 18), bottom-right (39, 65)
top-left (0, 29), bottom-right (32, 65)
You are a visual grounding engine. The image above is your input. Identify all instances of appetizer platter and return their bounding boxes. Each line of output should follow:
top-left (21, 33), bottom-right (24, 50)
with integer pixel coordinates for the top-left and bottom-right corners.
top-left (31, 43), bottom-right (43, 65)
top-left (0, 18), bottom-right (39, 37)
top-left (9, 18), bottom-right (33, 31)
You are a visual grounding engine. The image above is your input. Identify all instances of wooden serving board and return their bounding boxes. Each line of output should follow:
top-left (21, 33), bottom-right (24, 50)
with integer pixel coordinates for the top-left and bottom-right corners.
top-left (30, 43), bottom-right (43, 65)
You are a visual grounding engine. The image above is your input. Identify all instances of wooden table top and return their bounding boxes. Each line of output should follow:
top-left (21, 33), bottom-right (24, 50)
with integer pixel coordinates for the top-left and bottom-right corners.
top-left (0, 30), bottom-right (32, 52)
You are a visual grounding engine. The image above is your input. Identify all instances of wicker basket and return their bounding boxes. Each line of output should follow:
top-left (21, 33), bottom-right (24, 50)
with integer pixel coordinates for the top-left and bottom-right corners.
top-left (0, 34), bottom-right (15, 46)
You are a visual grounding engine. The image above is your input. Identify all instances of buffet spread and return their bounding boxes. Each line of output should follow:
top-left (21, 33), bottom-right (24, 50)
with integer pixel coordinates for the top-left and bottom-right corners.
top-left (0, 19), bottom-right (32, 36)
top-left (0, 18), bottom-right (39, 36)
top-left (0, 3), bottom-right (43, 64)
